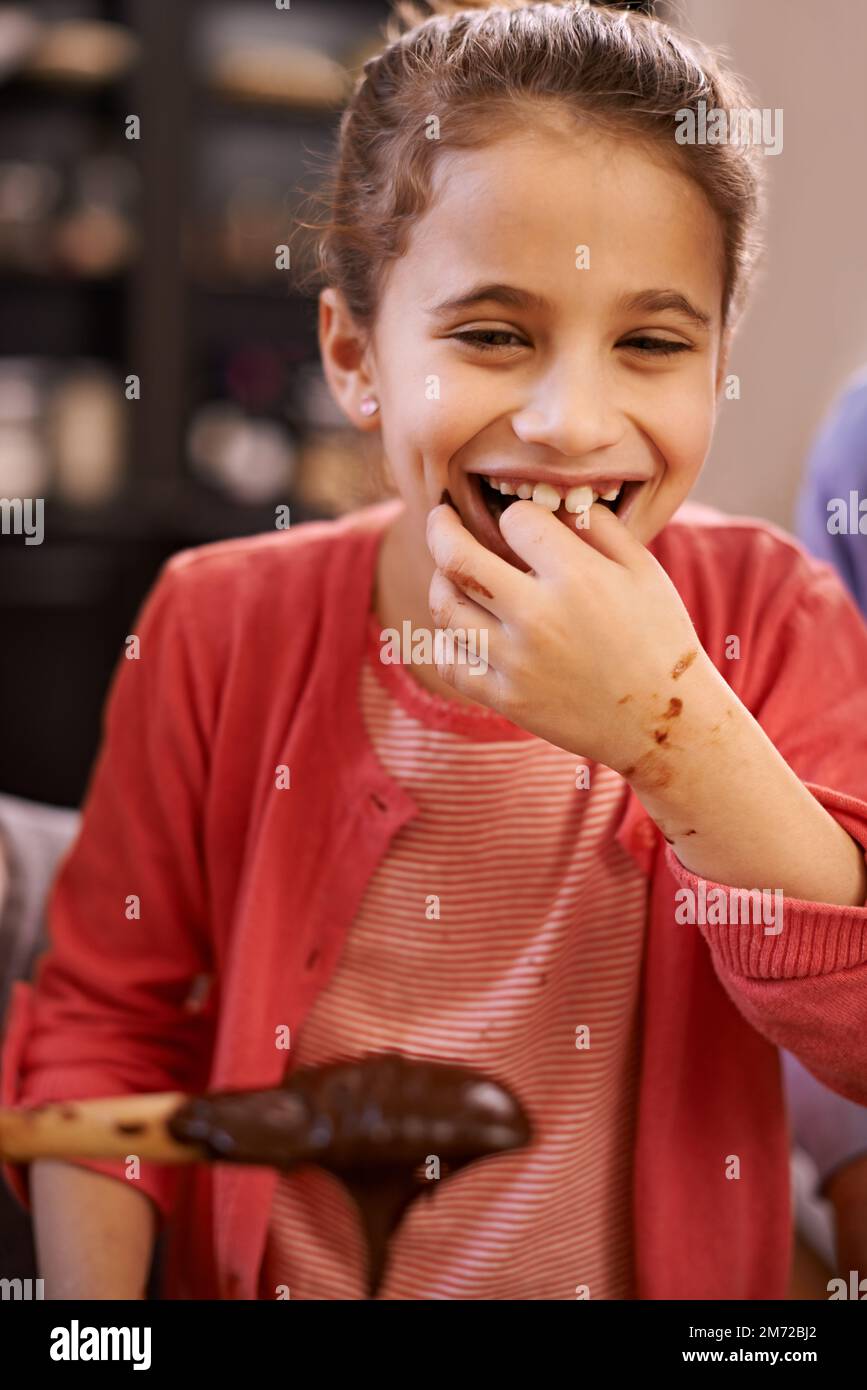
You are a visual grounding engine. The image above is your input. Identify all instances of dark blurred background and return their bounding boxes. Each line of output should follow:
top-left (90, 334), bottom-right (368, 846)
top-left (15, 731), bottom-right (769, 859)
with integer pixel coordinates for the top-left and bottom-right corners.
top-left (0, 0), bottom-right (396, 808)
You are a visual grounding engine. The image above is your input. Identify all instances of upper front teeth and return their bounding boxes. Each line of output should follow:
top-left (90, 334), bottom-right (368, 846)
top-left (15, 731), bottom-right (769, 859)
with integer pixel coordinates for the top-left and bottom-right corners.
top-left (532, 483), bottom-right (561, 511)
top-left (565, 485), bottom-right (594, 513)
top-left (486, 476), bottom-right (623, 509)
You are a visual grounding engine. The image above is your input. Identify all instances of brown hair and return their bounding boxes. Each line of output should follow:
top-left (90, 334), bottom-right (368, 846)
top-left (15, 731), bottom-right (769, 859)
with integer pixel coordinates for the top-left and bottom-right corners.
top-left (308, 0), bottom-right (766, 334)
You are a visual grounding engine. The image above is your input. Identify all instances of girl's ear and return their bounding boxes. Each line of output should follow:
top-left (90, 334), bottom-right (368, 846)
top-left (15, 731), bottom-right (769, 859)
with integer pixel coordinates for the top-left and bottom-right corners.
top-left (318, 288), bottom-right (380, 431)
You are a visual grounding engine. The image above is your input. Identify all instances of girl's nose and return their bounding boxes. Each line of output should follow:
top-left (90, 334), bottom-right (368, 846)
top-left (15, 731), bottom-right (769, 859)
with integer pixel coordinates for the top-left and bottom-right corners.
top-left (511, 364), bottom-right (623, 459)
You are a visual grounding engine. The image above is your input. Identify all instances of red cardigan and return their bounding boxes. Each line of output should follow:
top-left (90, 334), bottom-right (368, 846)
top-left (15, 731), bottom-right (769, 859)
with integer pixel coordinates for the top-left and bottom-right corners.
top-left (4, 498), bottom-right (867, 1300)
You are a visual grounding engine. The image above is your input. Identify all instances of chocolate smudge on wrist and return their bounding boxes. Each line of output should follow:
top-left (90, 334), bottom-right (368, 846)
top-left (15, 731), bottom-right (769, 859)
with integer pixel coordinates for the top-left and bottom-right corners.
top-left (671, 650), bottom-right (697, 680)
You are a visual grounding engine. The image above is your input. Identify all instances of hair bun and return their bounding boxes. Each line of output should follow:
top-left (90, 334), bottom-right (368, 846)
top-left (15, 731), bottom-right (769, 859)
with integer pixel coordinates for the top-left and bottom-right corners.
top-left (396, 0), bottom-right (654, 14)
top-left (393, 0), bottom-right (526, 21)
top-left (398, 1), bottom-right (518, 15)
top-left (394, 1), bottom-right (656, 25)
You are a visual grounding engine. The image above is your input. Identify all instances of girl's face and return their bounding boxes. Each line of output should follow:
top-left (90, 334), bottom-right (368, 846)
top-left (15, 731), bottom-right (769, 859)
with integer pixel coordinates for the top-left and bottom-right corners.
top-left (327, 120), bottom-right (729, 568)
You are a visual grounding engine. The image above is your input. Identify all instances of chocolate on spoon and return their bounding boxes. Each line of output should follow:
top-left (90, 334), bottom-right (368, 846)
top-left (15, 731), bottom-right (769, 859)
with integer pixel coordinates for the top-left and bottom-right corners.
top-left (0, 1055), bottom-right (531, 1298)
top-left (168, 1053), bottom-right (532, 1296)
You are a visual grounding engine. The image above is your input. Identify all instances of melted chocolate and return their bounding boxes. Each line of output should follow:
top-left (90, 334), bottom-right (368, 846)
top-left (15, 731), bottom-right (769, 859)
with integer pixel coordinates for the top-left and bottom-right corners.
top-left (169, 1053), bottom-right (531, 1296)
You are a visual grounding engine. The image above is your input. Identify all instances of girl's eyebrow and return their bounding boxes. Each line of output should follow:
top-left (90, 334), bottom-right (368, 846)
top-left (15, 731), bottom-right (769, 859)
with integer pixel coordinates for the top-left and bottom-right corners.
top-left (426, 283), bottom-right (549, 316)
top-left (427, 283), bottom-right (712, 331)
top-left (617, 289), bottom-right (712, 331)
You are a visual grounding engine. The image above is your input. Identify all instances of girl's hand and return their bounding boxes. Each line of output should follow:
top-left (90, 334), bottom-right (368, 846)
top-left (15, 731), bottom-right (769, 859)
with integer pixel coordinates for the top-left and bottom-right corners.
top-left (427, 496), bottom-right (867, 908)
top-left (425, 496), bottom-right (714, 775)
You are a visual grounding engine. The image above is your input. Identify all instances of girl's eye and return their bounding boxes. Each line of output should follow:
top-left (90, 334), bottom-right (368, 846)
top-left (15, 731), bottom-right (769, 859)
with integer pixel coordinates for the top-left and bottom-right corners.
top-left (621, 336), bottom-right (693, 357)
top-left (451, 329), bottom-right (528, 351)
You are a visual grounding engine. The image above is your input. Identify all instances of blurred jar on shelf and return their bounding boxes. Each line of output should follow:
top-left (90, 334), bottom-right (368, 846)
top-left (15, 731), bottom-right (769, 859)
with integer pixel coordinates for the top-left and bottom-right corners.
top-left (46, 362), bottom-right (127, 506)
top-left (0, 6), bottom-right (42, 81)
top-left (187, 175), bottom-right (293, 289)
top-left (0, 357), bottom-right (125, 505)
top-left (0, 160), bottom-right (63, 274)
top-left (55, 153), bottom-right (140, 278)
top-left (21, 19), bottom-right (140, 87)
top-left (0, 358), bottom-right (49, 496)
top-left (194, 3), bottom-right (349, 111)
top-left (0, 152), bottom-right (139, 278)
top-left (187, 400), bottom-right (297, 505)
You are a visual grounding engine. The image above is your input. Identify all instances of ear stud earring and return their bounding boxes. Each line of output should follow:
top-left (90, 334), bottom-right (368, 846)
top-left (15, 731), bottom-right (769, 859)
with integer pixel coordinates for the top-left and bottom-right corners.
top-left (359, 396), bottom-right (380, 417)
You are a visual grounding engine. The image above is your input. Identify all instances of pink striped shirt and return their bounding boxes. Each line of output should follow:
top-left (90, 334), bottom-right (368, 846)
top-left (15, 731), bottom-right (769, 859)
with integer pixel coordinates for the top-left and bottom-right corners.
top-left (258, 613), bottom-right (648, 1299)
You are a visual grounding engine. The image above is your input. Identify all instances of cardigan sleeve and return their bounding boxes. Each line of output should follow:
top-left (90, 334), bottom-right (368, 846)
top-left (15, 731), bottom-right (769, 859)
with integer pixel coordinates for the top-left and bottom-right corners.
top-left (0, 557), bottom-right (216, 1222)
top-left (665, 559), bottom-right (867, 1107)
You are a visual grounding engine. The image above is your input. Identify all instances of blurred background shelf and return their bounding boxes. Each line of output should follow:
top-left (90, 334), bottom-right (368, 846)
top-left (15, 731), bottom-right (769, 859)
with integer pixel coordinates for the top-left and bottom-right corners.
top-left (0, 0), bottom-right (391, 805)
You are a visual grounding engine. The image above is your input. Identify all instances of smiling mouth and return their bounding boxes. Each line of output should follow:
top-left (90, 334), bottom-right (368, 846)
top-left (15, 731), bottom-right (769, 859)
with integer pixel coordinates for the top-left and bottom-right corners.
top-left (473, 473), bottom-right (637, 522)
top-left (456, 471), bottom-right (646, 568)
top-left (469, 472), bottom-right (647, 525)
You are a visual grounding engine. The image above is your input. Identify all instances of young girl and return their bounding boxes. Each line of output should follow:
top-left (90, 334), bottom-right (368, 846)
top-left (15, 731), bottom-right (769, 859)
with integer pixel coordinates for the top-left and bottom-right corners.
top-left (5, 0), bottom-right (867, 1301)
